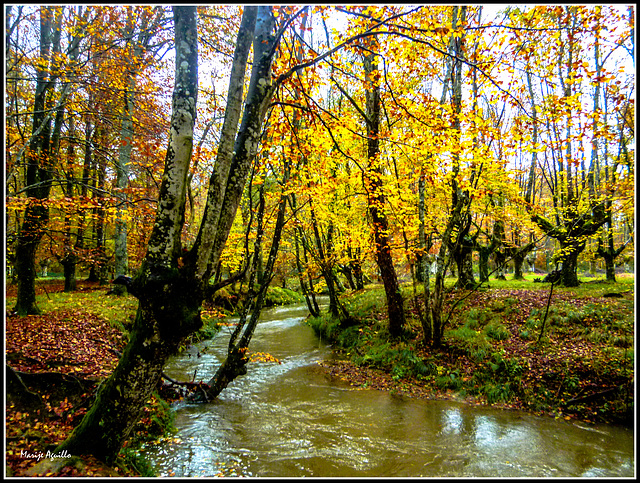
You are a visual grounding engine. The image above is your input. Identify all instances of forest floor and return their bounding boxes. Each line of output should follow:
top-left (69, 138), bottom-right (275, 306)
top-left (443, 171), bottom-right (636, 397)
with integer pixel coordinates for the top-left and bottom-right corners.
top-left (5, 275), bottom-right (635, 476)
top-left (312, 274), bottom-right (635, 429)
top-left (4, 279), bottom-right (301, 477)
top-left (6, 280), bottom-right (146, 476)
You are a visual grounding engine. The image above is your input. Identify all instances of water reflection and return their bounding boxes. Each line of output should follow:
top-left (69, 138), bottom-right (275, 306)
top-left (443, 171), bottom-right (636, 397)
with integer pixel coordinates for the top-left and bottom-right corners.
top-left (146, 303), bottom-right (634, 477)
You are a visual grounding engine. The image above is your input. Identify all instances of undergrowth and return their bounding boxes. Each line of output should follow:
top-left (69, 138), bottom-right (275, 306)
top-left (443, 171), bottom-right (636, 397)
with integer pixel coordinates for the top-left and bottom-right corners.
top-left (309, 276), bottom-right (634, 425)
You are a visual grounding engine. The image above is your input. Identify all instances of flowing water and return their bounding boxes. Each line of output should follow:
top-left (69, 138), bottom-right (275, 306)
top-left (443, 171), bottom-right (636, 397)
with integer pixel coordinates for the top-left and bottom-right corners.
top-left (146, 301), bottom-right (634, 477)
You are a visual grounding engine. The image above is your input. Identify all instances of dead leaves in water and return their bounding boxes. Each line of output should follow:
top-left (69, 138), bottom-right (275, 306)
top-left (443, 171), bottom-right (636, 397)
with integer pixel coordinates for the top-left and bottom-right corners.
top-left (248, 351), bottom-right (282, 364)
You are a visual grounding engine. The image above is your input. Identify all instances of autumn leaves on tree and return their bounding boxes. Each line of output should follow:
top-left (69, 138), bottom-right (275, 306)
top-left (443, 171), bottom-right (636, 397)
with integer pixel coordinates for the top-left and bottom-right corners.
top-left (6, 4), bottom-right (634, 465)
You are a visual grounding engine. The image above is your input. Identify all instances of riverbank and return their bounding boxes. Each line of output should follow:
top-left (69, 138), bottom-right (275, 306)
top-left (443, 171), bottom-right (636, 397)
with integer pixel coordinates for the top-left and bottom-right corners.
top-left (309, 275), bottom-right (634, 427)
top-left (5, 280), bottom-right (302, 477)
top-left (5, 277), bottom-right (634, 475)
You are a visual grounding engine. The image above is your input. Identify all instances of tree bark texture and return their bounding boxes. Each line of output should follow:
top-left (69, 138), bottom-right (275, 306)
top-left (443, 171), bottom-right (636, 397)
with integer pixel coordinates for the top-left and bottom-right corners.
top-left (191, 7), bottom-right (258, 281)
top-left (58, 6), bottom-right (281, 464)
top-left (56, 7), bottom-right (200, 463)
top-left (363, 47), bottom-right (405, 338)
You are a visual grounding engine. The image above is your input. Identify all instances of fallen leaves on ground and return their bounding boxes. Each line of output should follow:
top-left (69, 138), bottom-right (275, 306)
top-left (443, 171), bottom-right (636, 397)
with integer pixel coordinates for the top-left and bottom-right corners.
top-left (6, 309), bottom-right (125, 378)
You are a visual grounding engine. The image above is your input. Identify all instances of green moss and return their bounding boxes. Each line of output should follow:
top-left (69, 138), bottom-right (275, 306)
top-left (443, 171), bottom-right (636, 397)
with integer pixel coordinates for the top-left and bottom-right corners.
top-left (264, 286), bottom-right (305, 306)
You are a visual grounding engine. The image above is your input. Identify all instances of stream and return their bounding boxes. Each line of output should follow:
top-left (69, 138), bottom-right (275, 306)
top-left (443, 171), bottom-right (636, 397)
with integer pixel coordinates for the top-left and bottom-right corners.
top-left (146, 301), bottom-right (634, 477)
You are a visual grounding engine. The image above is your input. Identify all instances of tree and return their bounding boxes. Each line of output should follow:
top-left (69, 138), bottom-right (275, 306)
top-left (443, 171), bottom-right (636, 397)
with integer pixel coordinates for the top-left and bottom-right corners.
top-left (361, 36), bottom-right (406, 337)
top-left (57, 5), bottom-right (284, 463)
top-left (112, 7), bottom-right (165, 294)
top-left (203, 151), bottom-right (290, 401)
top-left (56, 6), bottom-right (203, 461)
top-left (514, 6), bottom-right (627, 286)
top-left (12, 7), bottom-right (81, 314)
top-left (593, 6), bottom-right (635, 281)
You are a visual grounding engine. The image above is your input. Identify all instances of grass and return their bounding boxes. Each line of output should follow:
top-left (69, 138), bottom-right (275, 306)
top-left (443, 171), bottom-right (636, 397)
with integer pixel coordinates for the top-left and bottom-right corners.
top-left (311, 273), bottom-right (635, 425)
top-left (26, 288), bottom-right (139, 331)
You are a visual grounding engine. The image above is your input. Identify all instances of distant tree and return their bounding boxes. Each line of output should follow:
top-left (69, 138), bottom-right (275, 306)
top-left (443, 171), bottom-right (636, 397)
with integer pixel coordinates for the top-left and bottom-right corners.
top-left (12, 7), bottom-right (88, 314)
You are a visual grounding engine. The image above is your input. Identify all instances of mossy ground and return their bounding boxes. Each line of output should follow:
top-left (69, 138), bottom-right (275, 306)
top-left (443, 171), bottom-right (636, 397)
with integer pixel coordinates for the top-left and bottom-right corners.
top-left (310, 274), bottom-right (634, 426)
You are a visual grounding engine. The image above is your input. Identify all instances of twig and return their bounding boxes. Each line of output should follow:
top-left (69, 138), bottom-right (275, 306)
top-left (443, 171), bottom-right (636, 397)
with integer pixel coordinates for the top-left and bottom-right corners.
top-left (41, 282), bottom-right (51, 300)
top-left (565, 386), bottom-right (621, 405)
top-left (536, 277), bottom-right (555, 345)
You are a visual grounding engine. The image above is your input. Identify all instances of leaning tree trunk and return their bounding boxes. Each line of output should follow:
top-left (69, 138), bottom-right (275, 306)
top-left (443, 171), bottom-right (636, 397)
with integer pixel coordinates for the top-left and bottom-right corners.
top-left (203, 170), bottom-right (288, 401)
top-left (56, 7), bottom-right (201, 463)
top-left (57, 6), bottom-right (280, 464)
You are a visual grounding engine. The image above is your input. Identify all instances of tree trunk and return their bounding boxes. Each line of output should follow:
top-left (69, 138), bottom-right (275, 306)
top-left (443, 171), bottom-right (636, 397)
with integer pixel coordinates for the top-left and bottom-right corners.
top-left (602, 250), bottom-right (616, 282)
top-left (416, 174), bottom-right (428, 282)
top-left (112, 75), bottom-right (133, 293)
top-left (56, 7), bottom-right (201, 464)
top-left (446, 6), bottom-right (475, 291)
top-left (203, 168), bottom-right (289, 401)
top-left (559, 239), bottom-right (584, 287)
top-left (88, 133), bottom-right (108, 284)
top-left (477, 244), bottom-right (492, 283)
top-left (113, 10), bottom-right (161, 295)
top-left (513, 254), bottom-right (526, 280)
top-left (290, 194), bottom-right (320, 317)
top-left (61, 109), bottom-right (78, 292)
top-left (14, 231), bottom-right (41, 315)
top-left (13, 7), bottom-right (62, 315)
top-left (350, 248), bottom-right (365, 290)
top-left (309, 203), bottom-right (342, 318)
top-left (58, 6), bottom-right (281, 464)
top-left (14, 6), bottom-right (87, 310)
top-left (294, 230), bottom-right (320, 317)
top-left (363, 46), bottom-right (405, 338)
top-left (430, 264), bottom-right (447, 348)
top-left (532, 211), bottom-right (605, 287)
top-left (511, 241), bottom-right (536, 280)
top-left (55, 299), bottom-right (192, 463)
top-left (597, 236), bottom-right (630, 283)
top-left (453, 235), bottom-right (476, 289)
top-left (62, 257), bottom-right (77, 292)
top-left (190, 7), bottom-right (260, 281)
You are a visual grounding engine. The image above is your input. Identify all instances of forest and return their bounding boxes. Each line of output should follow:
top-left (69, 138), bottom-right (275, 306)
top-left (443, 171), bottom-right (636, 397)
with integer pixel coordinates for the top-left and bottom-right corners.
top-left (5, 5), bottom-right (635, 478)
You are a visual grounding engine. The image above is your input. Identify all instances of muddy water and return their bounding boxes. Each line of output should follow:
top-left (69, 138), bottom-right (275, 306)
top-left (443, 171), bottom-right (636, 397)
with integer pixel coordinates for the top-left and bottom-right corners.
top-left (146, 302), bottom-right (634, 477)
